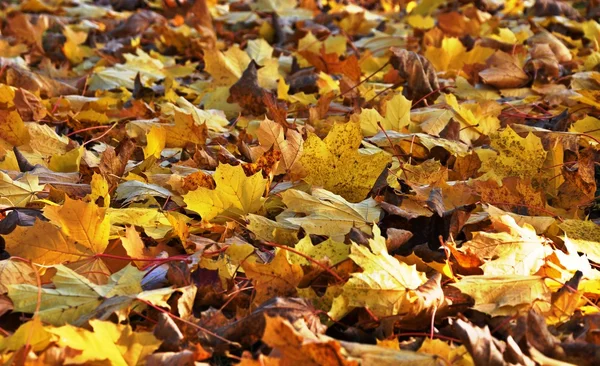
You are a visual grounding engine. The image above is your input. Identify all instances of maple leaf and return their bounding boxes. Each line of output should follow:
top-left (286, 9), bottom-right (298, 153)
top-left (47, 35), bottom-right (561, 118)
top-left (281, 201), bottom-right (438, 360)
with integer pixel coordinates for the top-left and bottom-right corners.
top-left (424, 37), bottom-right (494, 77)
top-left (476, 126), bottom-right (547, 183)
top-left (4, 198), bottom-right (110, 264)
top-left (184, 163), bottom-right (267, 221)
top-left (450, 275), bottom-right (551, 316)
top-left (569, 116), bottom-right (600, 146)
top-left (288, 236), bottom-right (349, 267)
top-left (242, 249), bottom-right (303, 306)
top-left (48, 320), bottom-right (161, 366)
top-left (262, 315), bottom-right (441, 365)
top-left (0, 109), bottom-right (30, 147)
top-left (107, 207), bottom-right (180, 239)
top-left (0, 318), bottom-right (54, 354)
top-left (8, 264), bottom-right (144, 325)
top-left (354, 93), bottom-right (412, 137)
top-left (444, 93), bottom-right (501, 144)
top-left (558, 220), bottom-right (600, 264)
top-left (143, 125), bottom-right (166, 159)
top-left (48, 145), bottom-right (84, 173)
top-left (252, 118), bottom-right (304, 179)
top-left (461, 213), bottom-right (553, 275)
top-left (120, 226), bottom-right (157, 268)
top-left (0, 258), bottom-right (37, 293)
top-left (246, 213), bottom-right (299, 246)
top-left (203, 45), bottom-right (280, 89)
top-left (0, 172), bottom-right (44, 207)
top-left (278, 188), bottom-right (382, 241)
top-left (300, 121), bottom-right (391, 202)
top-left (329, 225), bottom-right (428, 320)
top-left (62, 26), bottom-right (94, 64)
top-left (164, 109), bottom-right (208, 147)
top-left (200, 242), bottom-right (256, 286)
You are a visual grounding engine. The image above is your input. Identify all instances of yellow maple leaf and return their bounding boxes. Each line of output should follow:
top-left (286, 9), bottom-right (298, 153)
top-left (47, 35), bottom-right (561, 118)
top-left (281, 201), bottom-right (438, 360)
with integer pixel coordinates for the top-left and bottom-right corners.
top-left (0, 258), bottom-right (37, 293)
top-left (0, 172), bottom-right (44, 207)
top-left (74, 109), bottom-right (110, 125)
top-left (559, 220), bottom-right (600, 264)
top-left (445, 94), bottom-right (501, 144)
top-left (184, 163), bottom-right (267, 221)
top-left (43, 197), bottom-right (110, 251)
top-left (204, 45), bottom-right (280, 89)
top-left (4, 197), bottom-right (110, 264)
top-left (200, 242), bottom-right (256, 287)
top-left (418, 338), bottom-right (474, 365)
top-left (461, 214), bottom-right (553, 275)
top-left (120, 226), bottom-right (154, 269)
top-left (450, 275), bottom-right (550, 316)
top-left (277, 78), bottom-right (318, 105)
top-left (424, 38), bottom-right (494, 76)
top-left (288, 236), bottom-right (349, 267)
top-left (86, 173), bottom-right (110, 207)
top-left (246, 38), bottom-right (274, 66)
top-left (164, 110), bottom-right (208, 147)
top-left (0, 317), bottom-right (54, 354)
top-left (569, 116), bottom-right (600, 147)
top-left (477, 126), bottom-right (547, 183)
top-left (48, 146), bottom-right (84, 172)
top-left (0, 109), bottom-right (30, 146)
top-left (8, 264), bottom-right (143, 325)
top-left (107, 207), bottom-right (176, 239)
top-left (242, 249), bottom-right (303, 306)
top-left (62, 26), bottom-right (94, 64)
top-left (407, 14), bottom-right (435, 30)
top-left (143, 125), bottom-right (166, 159)
top-left (279, 188), bottom-right (381, 241)
top-left (301, 121), bottom-right (391, 202)
top-left (26, 122), bottom-right (69, 157)
top-left (329, 225), bottom-right (428, 320)
top-left (355, 93), bottom-right (412, 137)
top-left (297, 32), bottom-right (346, 56)
top-left (246, 213), bottom-right (298, 246)
top-left (46, 320), bottom-right (160, 366)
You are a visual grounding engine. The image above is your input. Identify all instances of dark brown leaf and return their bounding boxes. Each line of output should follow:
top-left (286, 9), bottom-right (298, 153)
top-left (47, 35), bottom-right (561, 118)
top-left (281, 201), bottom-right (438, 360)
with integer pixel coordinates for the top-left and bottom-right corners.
top-left (389, 48), bottom-right (440, 102)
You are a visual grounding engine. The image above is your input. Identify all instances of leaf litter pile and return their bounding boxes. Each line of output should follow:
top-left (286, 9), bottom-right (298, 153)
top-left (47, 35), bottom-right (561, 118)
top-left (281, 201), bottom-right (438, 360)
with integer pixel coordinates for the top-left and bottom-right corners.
top-left (1, 0), bottom-right (600, 364)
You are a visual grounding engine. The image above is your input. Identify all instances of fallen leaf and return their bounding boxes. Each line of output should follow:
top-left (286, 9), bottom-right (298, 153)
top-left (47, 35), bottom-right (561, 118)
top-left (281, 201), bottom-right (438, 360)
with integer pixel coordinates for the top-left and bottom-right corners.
top-left (243, 249), bottom-right (303, 306)
top-left (8, 264), bottom-right (144, 325)
top-left (329, 225), bottom-right (428, 320)
top-left (4, 198), bottom-right (110, 265)
top-left (184, 163), bottom-right (267, 221)
top-left (301, 121), bottom-right (391, 202)
top-left (278, 188), bottom-right (382, 241)
top-left (450, 275), bottom-right (551, 316)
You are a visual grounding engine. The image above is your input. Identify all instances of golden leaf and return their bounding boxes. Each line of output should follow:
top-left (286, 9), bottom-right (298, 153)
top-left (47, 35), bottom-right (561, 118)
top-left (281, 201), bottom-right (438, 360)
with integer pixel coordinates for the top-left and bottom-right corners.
top-left (301, 121), bottom-right (391, 202)
top-left (184, 163), bottom-right (267, 221)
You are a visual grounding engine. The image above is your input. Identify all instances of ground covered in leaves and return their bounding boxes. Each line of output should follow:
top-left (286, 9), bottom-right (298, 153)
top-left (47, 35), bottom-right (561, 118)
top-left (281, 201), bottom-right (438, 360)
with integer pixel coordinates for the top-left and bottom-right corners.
top-left (0, 0), bottom-right (600, 364)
